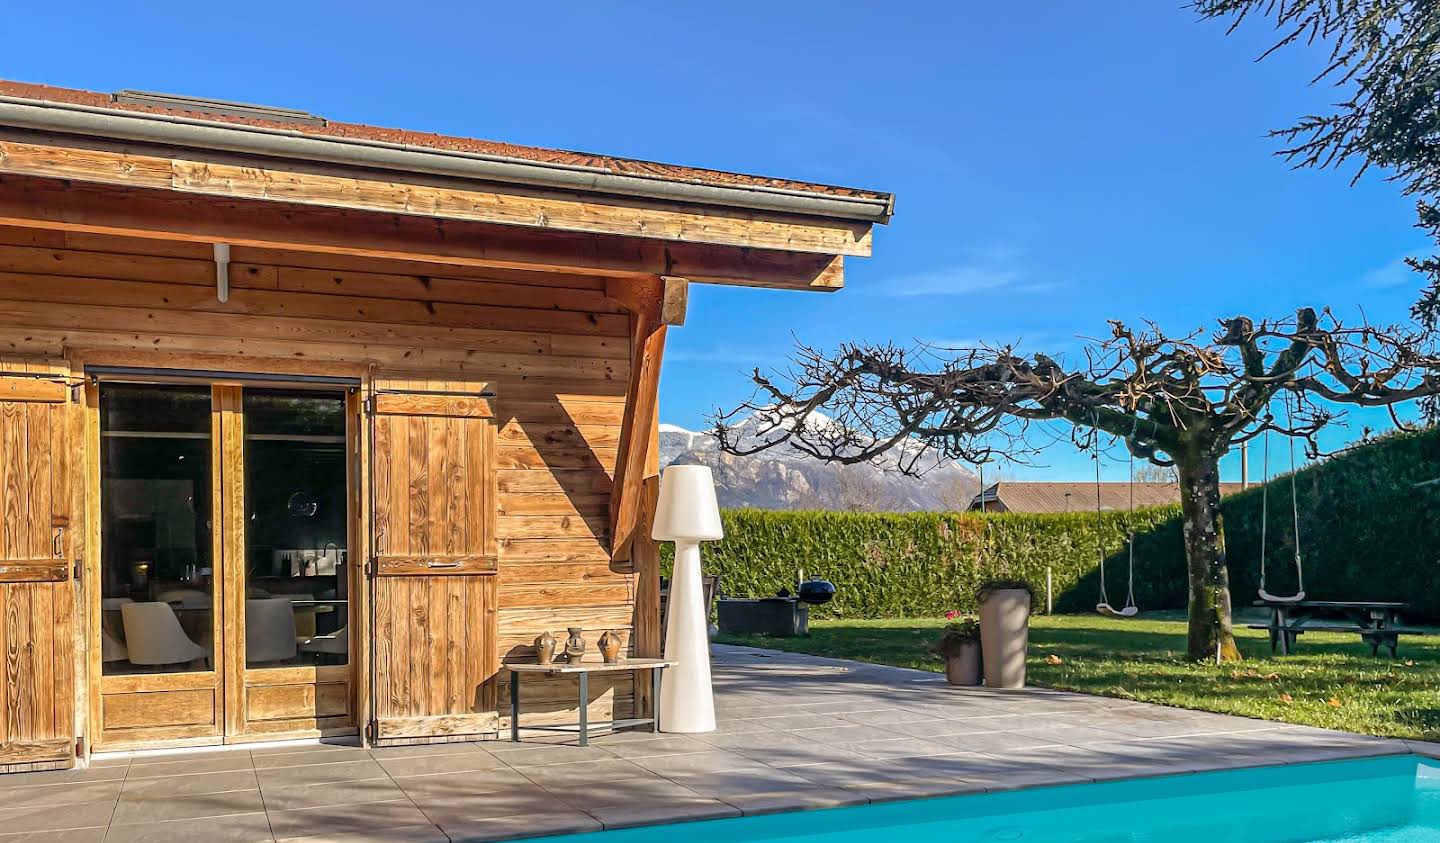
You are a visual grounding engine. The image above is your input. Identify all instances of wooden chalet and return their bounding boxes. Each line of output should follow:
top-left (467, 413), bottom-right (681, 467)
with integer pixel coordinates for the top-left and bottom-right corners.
top-left (0, 81), bottom-right (891, 770)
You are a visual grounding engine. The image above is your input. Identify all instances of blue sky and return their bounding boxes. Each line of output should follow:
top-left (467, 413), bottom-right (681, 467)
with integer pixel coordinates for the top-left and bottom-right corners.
top-left (3, 2), bottom-right (1428, 481)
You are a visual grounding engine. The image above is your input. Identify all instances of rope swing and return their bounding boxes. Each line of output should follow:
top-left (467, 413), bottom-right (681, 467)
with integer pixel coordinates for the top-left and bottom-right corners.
top-left (1258, 394), bottom-right (1306, 603)
top-left (1094, 431), bottom-right (1139, 618)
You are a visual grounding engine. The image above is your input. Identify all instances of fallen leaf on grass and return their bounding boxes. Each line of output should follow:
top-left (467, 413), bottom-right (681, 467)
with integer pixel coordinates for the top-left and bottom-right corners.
top-left (1045, 654), bottom-right (1064, 665)
top-left (1328, 697), bottom-right (1343, 708)
top-left (1405, 660), bottom-right (1416, 667)
top-left (1279, 693), bottom-right (1294, 703)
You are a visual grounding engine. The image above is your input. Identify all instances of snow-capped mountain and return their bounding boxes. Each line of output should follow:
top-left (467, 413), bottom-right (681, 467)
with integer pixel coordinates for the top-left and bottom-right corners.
top-left (658, 415), bottom-right (976, 512)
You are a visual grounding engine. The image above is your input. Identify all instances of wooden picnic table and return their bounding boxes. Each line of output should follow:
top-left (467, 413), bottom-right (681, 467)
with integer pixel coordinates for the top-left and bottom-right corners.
top-left (1250, 599), bottom-right (1414, 657)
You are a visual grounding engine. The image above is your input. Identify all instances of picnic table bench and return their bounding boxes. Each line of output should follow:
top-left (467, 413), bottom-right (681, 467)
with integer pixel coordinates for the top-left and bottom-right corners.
top-left (1247, 599), bottom-right (1424, 657)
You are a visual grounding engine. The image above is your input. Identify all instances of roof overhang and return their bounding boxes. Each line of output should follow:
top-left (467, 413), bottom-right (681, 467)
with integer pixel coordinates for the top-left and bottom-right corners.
top-left (0, 95), bottom-right (893, 225)
top-left (0, 91), bottom-right (890, 292)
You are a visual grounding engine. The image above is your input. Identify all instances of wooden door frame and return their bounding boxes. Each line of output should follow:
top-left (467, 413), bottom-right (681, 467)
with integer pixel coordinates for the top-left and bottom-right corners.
top-left (76, 351), bottom-right (368, 752)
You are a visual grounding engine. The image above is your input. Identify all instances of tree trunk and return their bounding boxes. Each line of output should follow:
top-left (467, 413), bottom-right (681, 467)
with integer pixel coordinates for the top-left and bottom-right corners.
top-left (1177, 457), bottom-right (1242, 662)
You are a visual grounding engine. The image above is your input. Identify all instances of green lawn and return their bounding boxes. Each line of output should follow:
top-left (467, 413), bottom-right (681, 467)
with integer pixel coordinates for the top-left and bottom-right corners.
top-left (715, 611), bottom-right (1440, 740)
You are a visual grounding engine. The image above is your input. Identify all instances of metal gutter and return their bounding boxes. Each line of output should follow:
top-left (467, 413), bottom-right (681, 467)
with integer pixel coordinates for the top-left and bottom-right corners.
top-left (0, 96), bottom-right (894, 224)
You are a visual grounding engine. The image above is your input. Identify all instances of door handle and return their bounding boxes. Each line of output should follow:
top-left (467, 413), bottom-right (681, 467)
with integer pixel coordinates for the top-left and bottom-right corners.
top-left (52, 526), bottom-right (64, 559)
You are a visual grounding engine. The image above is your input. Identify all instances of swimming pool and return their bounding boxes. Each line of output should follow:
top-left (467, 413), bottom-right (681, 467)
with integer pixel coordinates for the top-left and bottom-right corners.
top-left (532, 755), bottom-right (1440, 843)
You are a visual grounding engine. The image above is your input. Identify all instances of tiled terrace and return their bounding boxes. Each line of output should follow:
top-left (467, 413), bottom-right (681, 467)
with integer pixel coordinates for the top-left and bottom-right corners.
top-left (0, 645), bottom-right (1418, 842)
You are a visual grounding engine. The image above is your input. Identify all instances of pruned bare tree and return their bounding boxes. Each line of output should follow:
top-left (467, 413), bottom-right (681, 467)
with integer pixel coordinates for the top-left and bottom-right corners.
top-left (714, 308), bottom-right (1440, 661)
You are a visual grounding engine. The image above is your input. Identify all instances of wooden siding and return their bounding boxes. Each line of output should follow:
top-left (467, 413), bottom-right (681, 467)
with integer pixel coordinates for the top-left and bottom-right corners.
top-left (0, 226), bottom-right (644, 744)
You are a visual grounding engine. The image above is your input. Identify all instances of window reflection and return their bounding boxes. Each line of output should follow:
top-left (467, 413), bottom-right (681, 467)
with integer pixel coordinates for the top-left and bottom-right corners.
top-left (100, 385), bottom-right (214, 674)
top-left (243, 389), bottom-right (349, 667)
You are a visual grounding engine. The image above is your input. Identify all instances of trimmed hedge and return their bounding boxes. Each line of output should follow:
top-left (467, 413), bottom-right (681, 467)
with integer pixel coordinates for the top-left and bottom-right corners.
top-left (1222, 426), bottom-right (1440, 618)
top-left (671, 426), bottom-right (1440, 621)
top-left (671, 507), bottom-right (1188, 619)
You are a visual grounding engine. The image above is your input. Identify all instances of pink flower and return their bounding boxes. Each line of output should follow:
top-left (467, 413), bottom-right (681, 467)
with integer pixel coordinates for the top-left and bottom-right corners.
top-left (945, 610), bottom-right (958, 620)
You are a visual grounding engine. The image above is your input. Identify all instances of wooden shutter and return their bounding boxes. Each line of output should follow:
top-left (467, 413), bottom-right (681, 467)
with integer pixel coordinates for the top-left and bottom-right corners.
top-left (0, 362), bottom-right (76, 768)
top-left (367, 379), bottom-right (499, 742)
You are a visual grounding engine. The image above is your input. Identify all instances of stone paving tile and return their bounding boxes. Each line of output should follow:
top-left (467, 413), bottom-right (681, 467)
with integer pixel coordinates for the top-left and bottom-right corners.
top-left (552, 775), bottom-right (705, 810)
top-left (839, 736), bottom-right (967, 760)
top-left (935, 729), bottom-right (1066, 753)
top-left (838, 708), bottom-right (949, 726)
top-left (257, 759), bottom-right (389, 789)
top-left (260, 775), bottom-right (408, 812)
top-left (409, 786), bottom-right (569, 825)
top-left (595, 735), bottom-right (715, 759)
top-left (111, 789), bottom-right (267, 825)
top-left (0, 779), bottom-right (122, 808)
top-left (511, 757), bottom-right (651, 786)
top-left (127, 749), bottom-right (250, 765)
top-left (484, 743), bottom-right (614, 766)
top-left (0, 800), bottom-right (118, 835)
top-left (720, 788), bottom-right (870, 816)
top-left (366, 742), bottom-right (492, 760)
top-left (586, 798), bottom-right (742, 829)
top-left (376, 750), bottom-right (508, 778)
top-left (0, 764), bottom-right (129, 786)
top-left (435, 809), bottom-right (602, 843)
top-left (626, 749), bottom-right (771, 777)
top-left (253, 747), bottom-right (374, 768)
top-left (122, 754), bottom-right (255, 778)
top-left (267, 798), bottom-right (433, 840)
top-left (665, 767), bottom-right (830, 799)
top-left (277, 824), bottom-right (449, 843)
top-left (105, 811), bottom-right (275, 843)
top-left (390, 769), bottom-right (533, 801)
top-left (120, 769), bottom-right (258, 799)
top-left (0, 828), bottom-right (107, 842)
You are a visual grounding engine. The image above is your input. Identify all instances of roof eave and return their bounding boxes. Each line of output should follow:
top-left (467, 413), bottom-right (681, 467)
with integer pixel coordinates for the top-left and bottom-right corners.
top-left (0, 95), bottom-right (894, 225)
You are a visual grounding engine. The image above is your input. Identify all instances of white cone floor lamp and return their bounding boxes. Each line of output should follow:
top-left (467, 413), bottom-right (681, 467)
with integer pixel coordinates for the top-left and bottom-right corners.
top-left (653, 464), bottom-right (721, 733)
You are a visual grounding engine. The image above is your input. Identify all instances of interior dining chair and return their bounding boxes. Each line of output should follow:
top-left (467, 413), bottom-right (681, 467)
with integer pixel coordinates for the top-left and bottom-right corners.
top-left (299, 624), bottom-right (348, 658)
top-left (100, 629), bottom-right (128, 663)
top-left (155, 588), bottom-right (210, 609)
top-left (245, 598), bottom-right (298, 664)
top-left (120, 602), bottom-right (207, 667)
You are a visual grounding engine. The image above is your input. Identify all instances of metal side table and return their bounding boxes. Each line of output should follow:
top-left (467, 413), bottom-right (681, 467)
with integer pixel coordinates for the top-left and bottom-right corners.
top-left (506, 658), bottom-right (675, 747)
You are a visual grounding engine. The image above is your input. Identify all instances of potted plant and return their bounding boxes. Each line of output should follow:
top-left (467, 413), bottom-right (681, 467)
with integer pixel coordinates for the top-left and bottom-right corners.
top-left (977, 579), bottom-right (1033, 689)
top-left (932, 611), bottom-right (982, 686)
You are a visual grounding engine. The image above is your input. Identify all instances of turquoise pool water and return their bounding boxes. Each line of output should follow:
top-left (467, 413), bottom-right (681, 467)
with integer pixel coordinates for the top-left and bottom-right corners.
top-left (536, 756), bottom-right (1440, 843)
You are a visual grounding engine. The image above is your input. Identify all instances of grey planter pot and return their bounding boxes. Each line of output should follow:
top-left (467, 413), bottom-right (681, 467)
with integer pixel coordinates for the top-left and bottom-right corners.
top-left (979, 588), bottom-right (1031, 688)
top-left (944, 640), bottom-right (982, 686)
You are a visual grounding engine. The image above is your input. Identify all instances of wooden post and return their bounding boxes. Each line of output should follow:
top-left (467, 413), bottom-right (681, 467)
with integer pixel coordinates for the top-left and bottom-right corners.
top-left (631, 476), bottom-right (662, 720)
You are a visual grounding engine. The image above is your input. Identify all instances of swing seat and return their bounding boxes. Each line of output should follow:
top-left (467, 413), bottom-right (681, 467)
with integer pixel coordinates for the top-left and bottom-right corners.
top-left (1096, 602), bottom-right (1139, 618)
top-left (1258, 589), bottom-right (1306, 604)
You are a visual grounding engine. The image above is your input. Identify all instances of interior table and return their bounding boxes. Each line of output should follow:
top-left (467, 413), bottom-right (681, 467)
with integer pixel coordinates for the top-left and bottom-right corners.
top-left (507, 658), bottom-right (676, 746)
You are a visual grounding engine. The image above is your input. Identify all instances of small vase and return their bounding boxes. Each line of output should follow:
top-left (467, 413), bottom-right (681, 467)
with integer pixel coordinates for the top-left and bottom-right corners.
top-left (598, 630), bottom-right (623, 664)
top-left (563, 627), bottom-right (586, 663)
top-left (534, 631), bottom-right (557, 666)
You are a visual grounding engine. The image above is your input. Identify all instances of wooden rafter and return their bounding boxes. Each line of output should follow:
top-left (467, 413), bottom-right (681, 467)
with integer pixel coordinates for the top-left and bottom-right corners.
top-left (0, 175), bottom-right (846, 291)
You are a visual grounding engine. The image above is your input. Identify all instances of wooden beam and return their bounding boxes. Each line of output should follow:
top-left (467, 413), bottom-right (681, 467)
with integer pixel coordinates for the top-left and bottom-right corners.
top-left (0, 136), bottom-right (873, 257)
top-left (604, 276), bottom-right (688, 327)
top-left (0, 175), bottom-right (845, 291)
top-left (608, 297), bottom-right (667, 563)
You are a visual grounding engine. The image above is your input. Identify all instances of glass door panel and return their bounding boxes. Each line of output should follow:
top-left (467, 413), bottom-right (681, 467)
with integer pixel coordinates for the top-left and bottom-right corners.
top-left (99, 384), bottom-right (216, 675)
top-left (242, 389), bottom-right (349, 667)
